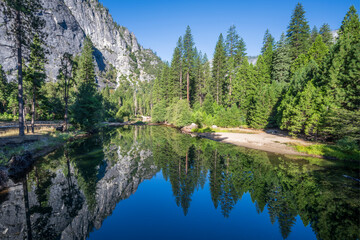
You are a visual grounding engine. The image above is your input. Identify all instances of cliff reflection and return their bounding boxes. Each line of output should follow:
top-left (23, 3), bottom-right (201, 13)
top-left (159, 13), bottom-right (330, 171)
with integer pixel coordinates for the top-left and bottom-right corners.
top-left (0, 126), bottom-right (358, 240)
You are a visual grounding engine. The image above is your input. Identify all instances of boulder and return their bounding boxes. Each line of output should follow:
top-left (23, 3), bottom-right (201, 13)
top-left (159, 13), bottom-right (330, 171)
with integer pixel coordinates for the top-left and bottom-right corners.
top-left (8, 152), bottom-right (33, 178)
top-left (56, 125), bottom-right (64, 132)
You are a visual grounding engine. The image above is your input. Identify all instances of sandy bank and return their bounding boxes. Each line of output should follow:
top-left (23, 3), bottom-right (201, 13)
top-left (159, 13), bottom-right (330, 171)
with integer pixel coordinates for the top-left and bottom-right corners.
top-left (186, 128), bottom-right (313, 157)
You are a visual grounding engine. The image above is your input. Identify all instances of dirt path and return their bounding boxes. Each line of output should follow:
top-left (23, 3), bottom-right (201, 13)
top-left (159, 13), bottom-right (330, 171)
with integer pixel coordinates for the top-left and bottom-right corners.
top-left (189, 128), bottom-right (313, 156)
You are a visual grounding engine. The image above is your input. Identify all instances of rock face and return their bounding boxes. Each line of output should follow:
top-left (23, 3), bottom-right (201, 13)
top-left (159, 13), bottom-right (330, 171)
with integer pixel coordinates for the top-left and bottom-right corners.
top-left (0, 0), bottom-right (161, 87)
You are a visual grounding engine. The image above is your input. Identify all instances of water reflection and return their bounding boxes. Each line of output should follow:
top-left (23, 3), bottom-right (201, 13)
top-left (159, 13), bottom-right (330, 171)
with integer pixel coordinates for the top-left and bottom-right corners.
top-left (0, 126), bottom-right (358, 240)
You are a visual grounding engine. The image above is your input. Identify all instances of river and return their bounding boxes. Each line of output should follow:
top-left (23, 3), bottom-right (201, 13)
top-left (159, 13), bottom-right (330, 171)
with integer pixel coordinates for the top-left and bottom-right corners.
top-left (0, 126), bottom-right (359, 240)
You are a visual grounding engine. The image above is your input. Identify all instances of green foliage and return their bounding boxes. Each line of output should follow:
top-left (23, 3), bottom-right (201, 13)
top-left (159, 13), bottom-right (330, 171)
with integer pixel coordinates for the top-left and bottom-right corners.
top-left (76, 38), bottom-right (96, 86)
top-left (151, 100), bottom-right (167, 123)
top-left (319, 23), bottom-right (333, 47)
top-left (70, 84), bottom-right (103, 132)
top-left (172, 99), bottom-right (192, 127)
top-left (287, 3), bottom-right (311, 59)
top-left (212, 34), bottom-right (227, 104)
top-left (191, 127), bottom-right (213, 133)
top-left (272, 33), bottom-right (291, 82)
top-left (0, 65), bottom-right (18, 115)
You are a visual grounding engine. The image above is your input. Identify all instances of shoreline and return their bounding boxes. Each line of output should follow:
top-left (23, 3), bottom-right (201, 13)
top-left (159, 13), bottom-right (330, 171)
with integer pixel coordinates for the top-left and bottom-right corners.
top-left (180, 126), bottom-right (325, 159)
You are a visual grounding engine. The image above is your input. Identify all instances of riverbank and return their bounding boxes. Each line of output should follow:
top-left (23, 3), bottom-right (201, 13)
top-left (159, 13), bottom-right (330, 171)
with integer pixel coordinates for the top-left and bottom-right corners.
top-left (181, 126), bottom-right (360, 161)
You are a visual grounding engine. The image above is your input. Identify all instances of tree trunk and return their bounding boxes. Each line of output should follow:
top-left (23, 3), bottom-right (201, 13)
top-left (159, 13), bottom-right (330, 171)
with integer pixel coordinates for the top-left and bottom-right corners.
top-left (24, 108), bottom-right (29, 134)
top-left (187, 71), bottom-right (190, 103)
top-left (216, 80), bottom-right (219, 104)
top-left (16, 10), bottom-right (24, 136)
top-left (31, 88), bottom-right (35, 134)
top-left (64, 83), bottom-right (68, 132)
top-left (229, 75), bottom-right (232, 96)
top-left (179, 70), bottom-right (183, 100)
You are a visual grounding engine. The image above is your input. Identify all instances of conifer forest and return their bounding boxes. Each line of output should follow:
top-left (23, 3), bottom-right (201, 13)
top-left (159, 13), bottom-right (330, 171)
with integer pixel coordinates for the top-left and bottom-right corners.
top-left (0, 1), bottom-right (359, 239)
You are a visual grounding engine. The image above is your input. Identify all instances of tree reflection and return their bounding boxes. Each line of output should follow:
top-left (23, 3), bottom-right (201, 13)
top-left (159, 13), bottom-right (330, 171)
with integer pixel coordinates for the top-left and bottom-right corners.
top-left (1, 126), bottom-right (358, 240)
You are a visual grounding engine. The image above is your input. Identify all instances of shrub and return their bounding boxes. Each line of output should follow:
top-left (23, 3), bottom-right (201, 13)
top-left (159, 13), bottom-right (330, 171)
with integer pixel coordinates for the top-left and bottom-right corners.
top-left (172, 100), bottom-right (192, 127)
top-left (152, 100), bottom-right (167, 122)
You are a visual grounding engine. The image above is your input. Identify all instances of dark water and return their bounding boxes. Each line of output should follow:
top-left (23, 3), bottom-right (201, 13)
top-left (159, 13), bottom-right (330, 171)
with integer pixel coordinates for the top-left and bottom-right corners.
top-left (0, 126), bottom-right (359, 240)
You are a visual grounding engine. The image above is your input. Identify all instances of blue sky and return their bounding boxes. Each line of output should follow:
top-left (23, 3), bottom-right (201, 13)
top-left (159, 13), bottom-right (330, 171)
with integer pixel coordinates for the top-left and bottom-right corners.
top-left (99, 0), bottom-right (360, 62)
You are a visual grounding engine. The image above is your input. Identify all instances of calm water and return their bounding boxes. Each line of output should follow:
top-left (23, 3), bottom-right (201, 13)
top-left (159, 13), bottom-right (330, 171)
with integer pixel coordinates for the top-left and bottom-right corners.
top-left (0, 126), bottom-right (359, 240)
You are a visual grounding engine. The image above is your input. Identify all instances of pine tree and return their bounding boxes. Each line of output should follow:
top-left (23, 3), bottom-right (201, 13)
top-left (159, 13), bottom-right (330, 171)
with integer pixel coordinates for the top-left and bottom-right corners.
top-left (287, 3), bottom-right (311, 59)
top-left (261, 29), bottom-right (275, 54)
top-left (260, 30), bottom-right (274, 82)
top-left (310, 26), bottom-right (319, 43)
top-left (319, 24), bottom-right (333, 47)
top-left (225, 25), bottom-right (240, 101)
top-left (170, 37), bottom-right (183, 100)
top-left (232, 58), bottom-right (257, 111)
top-left (2, 0), bottom-right (45, 136)
top-left (272, 33), bottom-right (291, 82)
top-left (70, 84), bottom-right (103, 132)
top-left (212, 34), bottom-right (227, 105)
top-left (76, 38), bottom-right (96, 86)
top-left (24, 35), bottom-right (46, 133)
top-left (57, 53), bottom-right (76, 131)
top-left (71, 38), bottom-right (102, 132)
top-left (182, 26), bottom-right (195, 104)
top-left (235, 38), bottom-right (247, 66)
top-left (318, 6), bottom-right (360, 141)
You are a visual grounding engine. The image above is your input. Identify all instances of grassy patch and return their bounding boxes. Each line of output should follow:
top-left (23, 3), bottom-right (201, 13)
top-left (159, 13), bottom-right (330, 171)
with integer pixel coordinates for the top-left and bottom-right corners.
top-left (294, 144), bottom-right (360, 161)
top-left (191, 127), bottom-right (214, 133)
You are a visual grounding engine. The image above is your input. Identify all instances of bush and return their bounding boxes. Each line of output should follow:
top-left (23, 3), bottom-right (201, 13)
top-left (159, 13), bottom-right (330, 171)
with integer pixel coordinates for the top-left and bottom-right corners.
top-left (172, 100), bottom-right (192, 127)
top-left (191, 110), bottom-right (204, 128)
top-left (336, 137), bottom-right (360, 153)
top-left (0, 113), bottom-right (17, 121)
top-left (152, 100), bottom-right (167, 122)
top-left (191, 127), bottom-right (214, 133)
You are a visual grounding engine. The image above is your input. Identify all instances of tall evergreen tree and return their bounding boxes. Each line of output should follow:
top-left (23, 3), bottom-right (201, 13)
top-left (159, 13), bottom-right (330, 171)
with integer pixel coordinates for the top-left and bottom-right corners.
top-left (170, 37), bottom-right (183, 100)
top-left (24, 34), bottom-right (46, 133)
top-left (317, 6), bottom-right (360, 141)
top-left (319, 23), bottom-right (333, 47)
top-left (287, 3), bottom-right (311, 59)
top-left (272, 33), bottom-right (291, 82)
top-left (2, 0), bottom-right (45, 136)
top-left (235, 38), bottom-right (247, 66)
top-left (57, 53), bottom-right (76, 131)
top-left (76, 38), bottom-right (96, 86)
top-left (182, 26), bottom-right (195, 104)
top-left (261, 29), bottom-right (275, 54)
top-left (71, 38), bottom-right (102, 132)
top-left (212, 34), bottom-right (227, 105)
top-left (225, 25), bottom-right (240, 100)
top-left (310, 26), bottom-right (319, 43)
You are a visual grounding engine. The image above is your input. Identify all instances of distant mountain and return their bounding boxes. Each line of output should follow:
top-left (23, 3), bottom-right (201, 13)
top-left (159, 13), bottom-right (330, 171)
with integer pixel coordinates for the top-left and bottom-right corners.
top-left (0, 0), bottom-right (162, 88)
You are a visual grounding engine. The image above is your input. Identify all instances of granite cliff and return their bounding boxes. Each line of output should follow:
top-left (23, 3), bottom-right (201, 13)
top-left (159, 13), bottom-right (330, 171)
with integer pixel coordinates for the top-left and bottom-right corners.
top-left (0, 0), bottom-right (162, 88)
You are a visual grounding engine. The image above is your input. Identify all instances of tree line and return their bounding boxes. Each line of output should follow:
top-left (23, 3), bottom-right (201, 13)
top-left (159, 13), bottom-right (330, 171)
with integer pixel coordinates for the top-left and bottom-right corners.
top-left (151, 3), bottom-right (360, 144)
